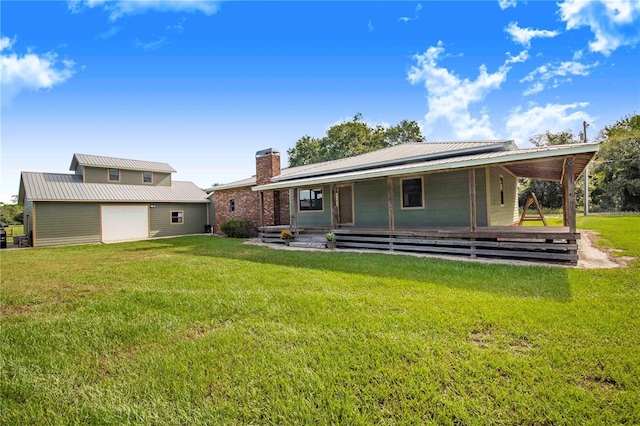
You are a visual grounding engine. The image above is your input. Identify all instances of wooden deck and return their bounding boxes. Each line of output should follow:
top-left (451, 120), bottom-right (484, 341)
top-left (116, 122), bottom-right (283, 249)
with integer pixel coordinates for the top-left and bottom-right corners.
top-left (259, 226), bottom-right (580, 265)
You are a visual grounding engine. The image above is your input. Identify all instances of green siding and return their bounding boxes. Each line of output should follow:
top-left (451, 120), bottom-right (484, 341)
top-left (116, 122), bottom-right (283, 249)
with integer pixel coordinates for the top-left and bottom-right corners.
top-left (83, 166), bottom-right (171, 186)
top-left (149, 203), bottom-right (208, 237)
top-left (208, 198), bottom-right (215, 227)
top-left (489, 167), bottom-right (519, 226)
top-left (23, 199), bottom-right (33, 238)
top-left (475, 168), bottom-right (488, 227)
top-left (394, 170), bottom-right (472, 228)
top-left (296, 185), bottom-right (332, 227)
top-left (353, 180), bottom-right (388, 228)
top-left (34, 202), bottom-right (101, 247)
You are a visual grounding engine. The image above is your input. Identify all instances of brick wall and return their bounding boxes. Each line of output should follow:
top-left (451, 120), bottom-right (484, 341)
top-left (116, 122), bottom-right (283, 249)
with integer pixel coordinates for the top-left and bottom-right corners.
top-left (256, 151), bottom-right (281, 185)
top-left (214, 186), bottom-right (261, 232)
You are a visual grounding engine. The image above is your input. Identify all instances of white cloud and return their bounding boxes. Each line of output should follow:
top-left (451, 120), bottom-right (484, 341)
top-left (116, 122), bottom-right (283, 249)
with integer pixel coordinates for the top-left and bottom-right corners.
top-left (505, 50), bottom-right (529, 64)
top-left (167, 17), bottom-right (186, 34)
top-left (1, 38), bottom-right (75, 107)
top-left (68, 0), bottom-right (220, 21)
top-left (505, 22), bottom-right (560, 48)
top-left (407, 42), bottom-right (515, 140)
top-left (499, 0), bottom-right (517, 10)
top-left (1, 35), bottom-right (16, 51)
top-left (133, 37), bottom-right (167, 51)
top-left (368, 20), bottom-right (374, 32)
top-left (521, 59), bottom-right (599, 95)
top-left (399, 3), bottom-right (422, 23)
top-left (505, 102), bottom-right (593, 146)
top-left (559, 0), bottom-right (640, 55)
top-left (98, 26), bottom-right (121, 39)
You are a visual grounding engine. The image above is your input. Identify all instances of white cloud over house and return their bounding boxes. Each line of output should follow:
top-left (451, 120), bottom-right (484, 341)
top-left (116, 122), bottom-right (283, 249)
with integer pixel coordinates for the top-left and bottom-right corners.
top-left (0, 36), bottom-right (75, 107)
top-left (505, 102), bottom-right (593, 146)
top-left (498, 0), bottom-right (517, 11)
top-left (521, 59), bottom-right (599, 96)
top-left (558, 0), bottom-right (640, 55)
top-left (67, 0), bottom-right (220, 21)
top-left (407, 42), bottom-right (517, 140)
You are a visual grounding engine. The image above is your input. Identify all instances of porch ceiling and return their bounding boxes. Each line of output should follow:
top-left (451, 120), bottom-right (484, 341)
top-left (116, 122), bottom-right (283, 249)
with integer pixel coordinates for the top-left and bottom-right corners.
top-left (502, 151), bottom-right (595, 182)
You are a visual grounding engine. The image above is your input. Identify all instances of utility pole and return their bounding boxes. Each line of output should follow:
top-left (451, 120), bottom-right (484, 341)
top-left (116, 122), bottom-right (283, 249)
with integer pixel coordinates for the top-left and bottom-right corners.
top-left (583, 120), bottom-right (589, 216)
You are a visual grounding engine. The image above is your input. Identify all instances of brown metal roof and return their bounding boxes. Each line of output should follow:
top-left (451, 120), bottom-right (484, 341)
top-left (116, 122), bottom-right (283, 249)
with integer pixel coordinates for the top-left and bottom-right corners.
top-left (70, 154), bottom-right (176, 173)
top-left (21, 172), bottom-right (208, 203)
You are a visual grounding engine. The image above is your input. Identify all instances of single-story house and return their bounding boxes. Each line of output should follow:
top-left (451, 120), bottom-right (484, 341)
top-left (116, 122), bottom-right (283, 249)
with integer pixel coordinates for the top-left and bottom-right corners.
top-left (18, 154), bottom-right (211, 247)
top-left (209, 140), bottom-right (599, 264)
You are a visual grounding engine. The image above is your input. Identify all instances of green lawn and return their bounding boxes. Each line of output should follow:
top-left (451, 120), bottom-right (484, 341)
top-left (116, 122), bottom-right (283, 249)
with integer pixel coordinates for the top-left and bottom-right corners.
top-left (1, 216), bottom-right (638, 424)
top-left (2, 224), bottom-right (24, 244)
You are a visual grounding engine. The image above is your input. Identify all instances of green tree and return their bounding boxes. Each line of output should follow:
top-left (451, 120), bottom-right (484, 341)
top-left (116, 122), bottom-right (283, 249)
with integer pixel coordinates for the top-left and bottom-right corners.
top-left (592, 114), bottom-right (640, 211)
top-left (287, 113), bottom-right (424, 167)
top-left (0, 203), bottom-right (23, 224)
top-left (519, 130), bottom-right (579, 209)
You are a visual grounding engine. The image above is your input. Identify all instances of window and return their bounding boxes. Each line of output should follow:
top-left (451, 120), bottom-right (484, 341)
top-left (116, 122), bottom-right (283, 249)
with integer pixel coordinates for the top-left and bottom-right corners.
top-left (230, 200), bottom-right (235, 212)
top-left (401, 178), bottom-right (424, 208)
top-left (143, 171), bottom-right (152, 183)
top-left (499, 176), bottom-right (505, 206)
top-left (171, 210), bottom-right (183, 224)
top-left (108, 168), bottom-right (120, 181)
top-left (299, 188), bottom-right (323, 211)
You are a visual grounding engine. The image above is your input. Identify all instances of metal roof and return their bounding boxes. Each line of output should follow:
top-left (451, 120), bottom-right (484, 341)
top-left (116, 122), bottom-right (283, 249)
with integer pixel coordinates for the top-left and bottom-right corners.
top-left (273, 140), bottom-right (515, 182)
top-left (21, 172), bottom-right (209, 203)
top-left (208, 141), bottom-right (515, 191)
top-left (205, 176), bottom-right (257, 192)
top-left (253, 143), bottom-right (600, 191)
top-left (70, 154), bottom-right (176, 173)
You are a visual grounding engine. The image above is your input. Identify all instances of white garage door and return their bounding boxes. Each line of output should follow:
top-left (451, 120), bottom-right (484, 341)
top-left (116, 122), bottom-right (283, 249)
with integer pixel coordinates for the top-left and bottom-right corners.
top-left (101, 205), bottom-right (149, 243)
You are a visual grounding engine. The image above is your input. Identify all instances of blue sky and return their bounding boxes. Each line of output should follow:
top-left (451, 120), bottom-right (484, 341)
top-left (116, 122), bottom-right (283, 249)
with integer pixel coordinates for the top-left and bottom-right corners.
top-left (2, 0), bottom-right (639, 203)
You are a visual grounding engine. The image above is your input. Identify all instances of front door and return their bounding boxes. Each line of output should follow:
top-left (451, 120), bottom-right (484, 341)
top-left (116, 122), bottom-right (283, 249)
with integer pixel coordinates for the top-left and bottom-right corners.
top-left (338, 185), bottom-right (354, 226)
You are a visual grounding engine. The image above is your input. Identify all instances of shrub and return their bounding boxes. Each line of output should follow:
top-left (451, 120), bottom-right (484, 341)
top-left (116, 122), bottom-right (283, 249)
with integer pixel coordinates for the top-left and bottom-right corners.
top-left (280, 230), bottom-right (293, 240)
top-left (325, 232), bottom-right (335, 241)
top-left (219, 219), bottom-right (249, 238)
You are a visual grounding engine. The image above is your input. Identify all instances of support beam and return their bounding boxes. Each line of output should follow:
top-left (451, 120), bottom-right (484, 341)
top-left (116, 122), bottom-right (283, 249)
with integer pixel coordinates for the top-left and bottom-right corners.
top-left (563, 157), bottom-right (577, 233)
top-left (387, 177), bottom-right (395, 230)
top-left (469, 169), bottom-right (477, 231)
top-left (292, 188), bottom-right (299, 230)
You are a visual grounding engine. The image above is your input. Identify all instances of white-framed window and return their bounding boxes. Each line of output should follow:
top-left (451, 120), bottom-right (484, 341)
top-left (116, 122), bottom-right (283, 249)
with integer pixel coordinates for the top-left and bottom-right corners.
top-left (143, 171), bottom-right (153, 183)
top-left (299, 188), bottom-right (323, 211)
top-left (108, 168), bottom-right (120, 182)
top-left (171, 210), bottom-right (183, 224)
top-left (499, 175), bottom-right (505, 206)
top-left (401, 177), bottom-right (424, 209)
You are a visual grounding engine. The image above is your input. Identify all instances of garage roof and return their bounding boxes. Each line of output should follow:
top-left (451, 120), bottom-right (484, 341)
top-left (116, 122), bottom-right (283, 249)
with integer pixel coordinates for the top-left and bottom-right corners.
top-left (20, 172), bottom-right (208, 203)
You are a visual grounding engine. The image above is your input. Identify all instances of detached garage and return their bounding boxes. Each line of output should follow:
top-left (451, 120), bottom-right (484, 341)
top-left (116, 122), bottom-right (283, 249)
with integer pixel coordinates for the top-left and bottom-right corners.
top-left (18, 154), bottom-right (211, 248)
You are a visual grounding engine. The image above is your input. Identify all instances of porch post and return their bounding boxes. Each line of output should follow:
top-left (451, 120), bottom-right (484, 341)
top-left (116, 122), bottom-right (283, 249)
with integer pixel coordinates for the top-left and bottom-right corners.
top-left (259, 191), bottom-right (265, 228)
top-left (292, 188), bottom-right (299, 230)
top-left (565, 157), bottom-right (577, 233)
top-left (468, 169), bottom-right (477, 231)
top-left (387, 177), bottom-right (395, 230)
top-left (331, 184), bottom-right (339, 227)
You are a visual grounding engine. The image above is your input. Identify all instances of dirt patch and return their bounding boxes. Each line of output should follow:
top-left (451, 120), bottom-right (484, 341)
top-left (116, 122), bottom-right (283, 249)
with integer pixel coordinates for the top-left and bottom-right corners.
top-left (577, 230), bottom-right (624, 269)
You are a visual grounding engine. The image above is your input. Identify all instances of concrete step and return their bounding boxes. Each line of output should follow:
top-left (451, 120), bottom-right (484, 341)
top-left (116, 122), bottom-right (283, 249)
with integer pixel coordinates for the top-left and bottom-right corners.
top-left (289, 241), bottom-right (327, 249)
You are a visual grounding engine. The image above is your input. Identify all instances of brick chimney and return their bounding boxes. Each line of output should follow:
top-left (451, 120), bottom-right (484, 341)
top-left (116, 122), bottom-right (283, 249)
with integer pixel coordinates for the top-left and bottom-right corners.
top-left (255, 148), bottom-right (281, 186)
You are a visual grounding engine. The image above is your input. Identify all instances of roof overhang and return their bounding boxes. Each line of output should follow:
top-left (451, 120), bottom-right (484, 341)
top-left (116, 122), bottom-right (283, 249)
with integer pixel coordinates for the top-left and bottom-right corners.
top-left (252, 143), bottom-right (599, 191)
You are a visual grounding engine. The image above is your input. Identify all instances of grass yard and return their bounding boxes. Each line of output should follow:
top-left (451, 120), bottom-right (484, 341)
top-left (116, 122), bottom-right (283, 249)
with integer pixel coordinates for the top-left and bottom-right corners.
top-left (1, 216), bottom-right (638, 424)
top-left (1, 225), bottom-right (24, 244)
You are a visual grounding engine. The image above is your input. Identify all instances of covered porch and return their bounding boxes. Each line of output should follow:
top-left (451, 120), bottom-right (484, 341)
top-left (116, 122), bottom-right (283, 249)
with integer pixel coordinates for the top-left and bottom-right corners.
top-left (255, 144), bottom-right (598, 265)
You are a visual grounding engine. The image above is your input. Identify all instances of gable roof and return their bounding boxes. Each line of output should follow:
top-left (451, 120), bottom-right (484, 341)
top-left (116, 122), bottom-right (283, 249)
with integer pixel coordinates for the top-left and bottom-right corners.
top-left (252, 142), bottom-right (600, 192)
top-left (207, 140), bottom-right (515, 192)
top-left (20, 172), bottom-right (208, 203)
top-left (70, 154), bottom-right (176, 173)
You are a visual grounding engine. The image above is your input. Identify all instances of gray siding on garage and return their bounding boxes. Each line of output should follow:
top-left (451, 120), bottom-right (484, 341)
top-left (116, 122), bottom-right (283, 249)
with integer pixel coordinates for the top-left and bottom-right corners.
top-left (149, 203), bottom-right (208, 238)
top-left (354, 180), bottom-right (388, 228)
top-left (23, 199), bottom-right (33, 238)
top-left (34, 202), bottom-right (101, 247)
top-left (296, 185), bottom-right (332, 227)
top-left (394, 170), bottom-right (475, 228)
top-left (83, 167), bottom-right (171, 186)
top-left (489, 167), bottom-right (519, 226)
